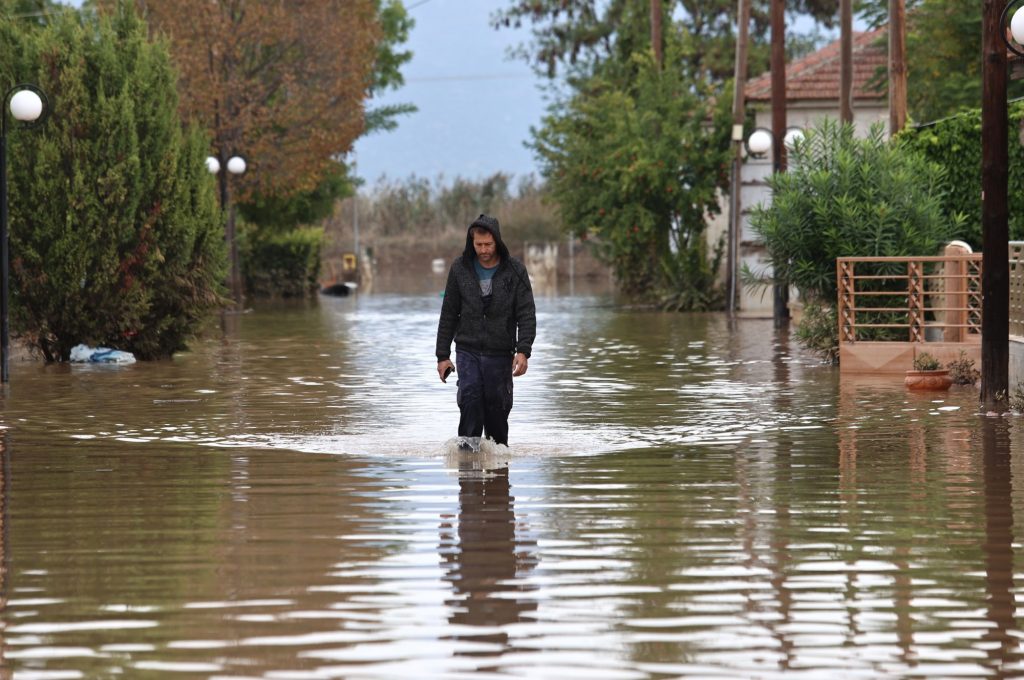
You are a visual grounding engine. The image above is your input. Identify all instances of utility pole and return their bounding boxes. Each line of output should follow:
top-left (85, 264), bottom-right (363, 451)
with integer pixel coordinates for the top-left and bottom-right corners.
top-left (888, 0), bottom-right (907, 134)
top-left (728, 0), bottom-right (751, 314)
top-left (839, 0), bottom-right (853, 123)
top-left (771, 0), bottom-right (789, 326)
top-left (981, 0), bottom-right (1009, 412)
top-left (650, 0), bottom-right (663, 68)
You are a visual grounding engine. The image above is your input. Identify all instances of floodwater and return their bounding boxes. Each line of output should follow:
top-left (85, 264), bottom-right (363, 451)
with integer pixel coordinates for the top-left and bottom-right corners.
top-left (0, 290), bottom-right (1022, 679)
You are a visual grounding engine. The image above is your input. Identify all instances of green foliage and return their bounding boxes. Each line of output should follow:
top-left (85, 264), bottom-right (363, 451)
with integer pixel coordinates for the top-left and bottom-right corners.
top-left (857, 0), bottom-right (1024, 124)
top-left (5, 2), bottom-right (225, 361)
top-left (793, 301), bottom-right (839, 364)
top-left (946, 350), bottom-right (979, 386)
top-left (912, 352), bottom-right (941, 371)
top-left (238, 161), bottom-right (352, 233)
top-left (494, 0), bottom-right (839, 82)
top-left (747, 119), bottom-right (965, 305)
top-left (532, 45), bottom-right (731, 300)
top-left (658, 235), bottom-right (725, 312)
top-left (363, 0), bottom-right (416, 135)
top-left (900, 102), bottom-right (1024, 249)
top-left (243, 226), bottom-right (323, 298)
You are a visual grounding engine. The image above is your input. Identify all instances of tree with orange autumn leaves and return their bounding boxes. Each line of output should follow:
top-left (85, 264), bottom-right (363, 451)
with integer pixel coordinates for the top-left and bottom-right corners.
top-left (117, 0), bottom-right (382, 204)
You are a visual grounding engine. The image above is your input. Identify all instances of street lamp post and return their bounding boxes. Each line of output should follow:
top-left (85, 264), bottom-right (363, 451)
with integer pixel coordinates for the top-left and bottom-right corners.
top-left (206, 153), bottom-right (247, 306)
top-left (0, 84), bottom-right (47, 384)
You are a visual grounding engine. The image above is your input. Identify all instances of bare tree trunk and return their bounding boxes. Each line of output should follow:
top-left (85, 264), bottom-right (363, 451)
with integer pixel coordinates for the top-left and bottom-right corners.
top-left (650, 0), bottom-right (663, 68)
top-left (888, 0), bottom-right (907, 134)
top-left (839, 0), bottom-right (853, 123)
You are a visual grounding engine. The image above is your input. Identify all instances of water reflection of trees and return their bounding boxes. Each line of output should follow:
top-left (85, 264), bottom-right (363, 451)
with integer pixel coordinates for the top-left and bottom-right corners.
top-left (438, 467), bottom-right (537, 662)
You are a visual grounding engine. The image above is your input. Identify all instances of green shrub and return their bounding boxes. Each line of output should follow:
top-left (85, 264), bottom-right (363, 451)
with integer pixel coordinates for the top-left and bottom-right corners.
top-left (243, 226), bottom-right (323, 298)
top-left (6, 3), bottom-right (225, 361)
top-left (901, 101), bottom-right (1024, 248)
top-left (912, 352), bottom-right (942, 371)
top-left (793, 301), bottom-right (839, 365)
top-left (946, 350), bottom-right (980, 385)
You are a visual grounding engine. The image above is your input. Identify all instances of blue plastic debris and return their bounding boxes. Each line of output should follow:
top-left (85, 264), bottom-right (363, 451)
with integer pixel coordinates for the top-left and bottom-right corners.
top-left (69, 344), bottom-right (136, 364)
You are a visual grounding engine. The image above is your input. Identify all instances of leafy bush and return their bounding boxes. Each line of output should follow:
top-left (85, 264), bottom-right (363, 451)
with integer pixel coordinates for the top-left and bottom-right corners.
top-left (900, 100), bottom-right (1024, 249)
top-left (747, 119), bottom-right (966, 305)
top-left (5, 4), bottom-right (225, 361)
top-left (793, 301), bottom-right (839, 364)
top-left (243, 227), bottom-right (323, 298)
top-left (912, 352), bottom-right (942, 371)
top-left (946, 350), bottom-right (980, 385)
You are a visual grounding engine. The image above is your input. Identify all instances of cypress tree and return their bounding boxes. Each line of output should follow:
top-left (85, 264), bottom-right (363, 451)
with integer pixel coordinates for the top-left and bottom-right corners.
top-left (3, 2), bottom-right (224, 361)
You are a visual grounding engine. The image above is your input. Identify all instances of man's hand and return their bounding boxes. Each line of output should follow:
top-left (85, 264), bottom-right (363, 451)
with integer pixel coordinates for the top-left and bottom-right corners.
top-left (438, 359), bottom-right (455, 382)
top-left (513, 353), bottom-right (528, 377)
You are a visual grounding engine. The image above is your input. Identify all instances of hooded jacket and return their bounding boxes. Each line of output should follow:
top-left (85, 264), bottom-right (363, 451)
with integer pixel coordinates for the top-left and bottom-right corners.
top-left (435, 214), bottom-right (536, 361)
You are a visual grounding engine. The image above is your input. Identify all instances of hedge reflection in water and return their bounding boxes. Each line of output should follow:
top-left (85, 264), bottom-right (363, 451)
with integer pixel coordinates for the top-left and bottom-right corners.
top-left (0, 295), bottom-right (1021, 677)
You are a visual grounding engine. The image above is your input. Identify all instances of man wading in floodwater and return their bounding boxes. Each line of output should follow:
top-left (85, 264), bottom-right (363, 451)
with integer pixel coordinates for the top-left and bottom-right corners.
top-left (436, 214), bottom-right (536, 447)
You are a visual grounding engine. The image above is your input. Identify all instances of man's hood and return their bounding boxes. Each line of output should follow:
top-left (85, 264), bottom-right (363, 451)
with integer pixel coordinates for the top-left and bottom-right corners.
top-left (462, 213), bottom-right (511, 265)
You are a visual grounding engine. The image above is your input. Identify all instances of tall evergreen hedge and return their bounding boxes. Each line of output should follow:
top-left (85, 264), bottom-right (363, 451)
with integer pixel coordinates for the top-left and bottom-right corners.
top-left (2, 3), bottom-right (224, 361)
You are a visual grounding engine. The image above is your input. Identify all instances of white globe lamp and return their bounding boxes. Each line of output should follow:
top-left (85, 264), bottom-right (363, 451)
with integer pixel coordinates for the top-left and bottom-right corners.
top-left (9, 89), bottom-right (43, 122)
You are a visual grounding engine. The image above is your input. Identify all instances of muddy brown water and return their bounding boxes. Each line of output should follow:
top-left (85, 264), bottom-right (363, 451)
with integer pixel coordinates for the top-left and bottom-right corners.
top-left (0, 292), bottom-right (1020, 679)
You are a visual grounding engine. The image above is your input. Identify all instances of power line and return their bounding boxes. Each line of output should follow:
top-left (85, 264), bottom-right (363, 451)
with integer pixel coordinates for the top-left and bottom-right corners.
top-left (406, 73), bottom-right (532, 83)
top-left (406, 0), bottom-right (434, 10)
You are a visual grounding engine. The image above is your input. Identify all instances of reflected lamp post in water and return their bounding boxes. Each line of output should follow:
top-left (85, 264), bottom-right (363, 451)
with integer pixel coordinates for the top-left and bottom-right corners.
top-left (206, 154), bottom-right (247, 306)
top-left (1, 85), bottom-right (47, 384)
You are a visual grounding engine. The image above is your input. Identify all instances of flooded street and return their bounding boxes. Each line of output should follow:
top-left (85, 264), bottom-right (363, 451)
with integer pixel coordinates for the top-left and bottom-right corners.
top-left (0, 291), bottom-right (1021, 678)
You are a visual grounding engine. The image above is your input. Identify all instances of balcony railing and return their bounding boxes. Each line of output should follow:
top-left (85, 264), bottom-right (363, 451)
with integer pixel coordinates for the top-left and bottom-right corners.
top-left (837, 254), bottom-right (982, 344)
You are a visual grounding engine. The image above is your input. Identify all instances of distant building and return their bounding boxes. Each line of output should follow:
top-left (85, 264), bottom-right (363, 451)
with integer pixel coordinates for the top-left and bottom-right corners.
top-left (721, 28), bottom-right (889, 317)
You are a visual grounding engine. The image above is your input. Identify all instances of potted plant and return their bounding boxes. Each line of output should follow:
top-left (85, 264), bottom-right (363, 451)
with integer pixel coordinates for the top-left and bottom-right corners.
top-left (905, 351), bottom-right (953, 391)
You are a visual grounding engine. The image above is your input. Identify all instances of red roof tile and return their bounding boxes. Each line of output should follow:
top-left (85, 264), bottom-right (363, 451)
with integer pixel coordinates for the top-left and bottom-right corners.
top-left (745, 28), bottom-right (888, 102)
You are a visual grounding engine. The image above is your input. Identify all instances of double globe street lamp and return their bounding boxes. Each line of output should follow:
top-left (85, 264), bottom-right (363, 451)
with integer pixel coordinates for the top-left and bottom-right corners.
top-left (1, 84), bottom-right (47, 383)
top-left (745, 126), bottom-right (805, 160)
top-left (206, 153), bottom-right (247, 306)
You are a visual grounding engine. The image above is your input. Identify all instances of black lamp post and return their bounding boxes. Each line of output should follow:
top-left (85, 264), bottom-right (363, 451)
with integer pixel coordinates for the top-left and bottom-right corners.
top-left (206, 153), bottom-right (247, 306)
top-left (0, 84), bottom-right (47, 384)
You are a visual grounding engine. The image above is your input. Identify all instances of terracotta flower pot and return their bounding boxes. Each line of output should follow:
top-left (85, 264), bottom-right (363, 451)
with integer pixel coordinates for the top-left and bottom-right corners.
top-left (904, 369), bottom-right (953, 391)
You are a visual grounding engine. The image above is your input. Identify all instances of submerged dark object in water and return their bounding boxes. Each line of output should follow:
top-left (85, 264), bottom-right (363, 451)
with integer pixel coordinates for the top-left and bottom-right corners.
top-left (320, 282), bottom-right (357, 297)
top-left (456, 436), bottom-right (482, 453)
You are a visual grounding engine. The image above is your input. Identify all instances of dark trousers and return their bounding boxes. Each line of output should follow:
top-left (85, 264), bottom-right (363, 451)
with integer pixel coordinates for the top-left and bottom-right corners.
top-left (456, 350), bottom-right (513, 446)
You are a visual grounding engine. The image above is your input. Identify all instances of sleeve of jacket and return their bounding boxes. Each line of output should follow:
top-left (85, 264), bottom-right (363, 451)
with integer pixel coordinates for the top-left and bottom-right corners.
top-left (435, 263), bottom-right (461, 360)
top-left (514, 261), bottom-right (536, 358)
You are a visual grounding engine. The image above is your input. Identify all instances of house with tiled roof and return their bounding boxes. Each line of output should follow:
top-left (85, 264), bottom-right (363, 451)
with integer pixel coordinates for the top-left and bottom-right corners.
top-left (727, 27), bottom-right (890, 317)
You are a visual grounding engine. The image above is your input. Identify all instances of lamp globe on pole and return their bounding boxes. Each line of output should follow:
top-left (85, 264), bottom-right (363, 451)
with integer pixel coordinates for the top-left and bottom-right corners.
top-left (205, 156), bottom-right (221, 174)
top-left (0, 84), bottom-right (48, 384)
top-left (226, 156), bottom-right (246, 175)
top-left (746, 128), bottom-right (773, 157)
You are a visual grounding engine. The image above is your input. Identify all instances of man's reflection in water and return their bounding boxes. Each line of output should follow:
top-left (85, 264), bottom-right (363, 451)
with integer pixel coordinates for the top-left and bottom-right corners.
top-left (439, 464), bottom-right (537, 659)
top-left (980, 419), bottom-right (1018, 677)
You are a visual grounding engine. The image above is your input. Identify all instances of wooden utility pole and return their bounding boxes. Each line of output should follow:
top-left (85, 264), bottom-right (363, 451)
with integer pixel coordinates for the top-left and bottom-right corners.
top-left (981, 0), bottom-right (1009, 412)
top-left (651, 0), bottom-right (663, 68)
top-left (888, 0), bottom-right (907, 134)
top-left (728, 0), bottom-right (752, 314)
top-left (771, 0), bottom-right (789, 325)
top-left (839, 0), bottom-right (853, 123)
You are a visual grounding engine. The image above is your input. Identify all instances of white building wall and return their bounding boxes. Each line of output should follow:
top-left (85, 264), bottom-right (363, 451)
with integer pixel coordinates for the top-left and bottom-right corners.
top-left (736, 102), bottom-right (888, 317)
